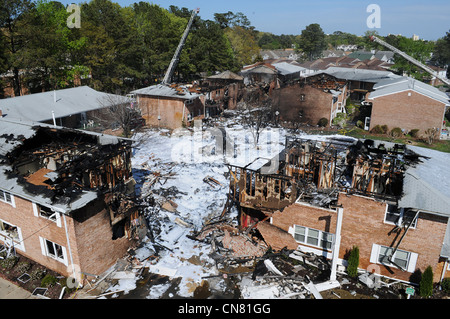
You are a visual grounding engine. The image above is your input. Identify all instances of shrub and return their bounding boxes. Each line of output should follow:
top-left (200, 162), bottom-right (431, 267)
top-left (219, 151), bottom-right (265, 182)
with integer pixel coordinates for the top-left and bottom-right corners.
top-left (41, 274), bottom-right (58, 288)
top-left (356, 120), bottom-right (363, 129)
top-left (332, 113), bottom-right (348, 129)
top-left (390, 127), bottom-right (403, 138)
top-left (381, 125), bottom-right (389, 134)
top-left (0, 256), bottom-right (19, 270)
top-left (347, 246), bottom-right (360, 278)
top-left (419, 266), bottom-right (434, 298)
top-left (441, 278), bottom-right (450, 294)
top-left (318, 118), bottom-right (328, 127)
top-left (16, 261), bottom-right (31, 274)
top-left (30, 267), bottom-right (47, 281)
top-left (408, 129), bottom-right (420, 138)
top-left (370, 125), bottom-right (383, 134)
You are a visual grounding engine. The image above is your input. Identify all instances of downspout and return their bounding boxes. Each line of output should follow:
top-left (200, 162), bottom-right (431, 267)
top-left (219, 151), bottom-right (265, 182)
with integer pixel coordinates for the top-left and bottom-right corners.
top-left (440, 258), bottom-right (448, 283)
top-left (330, 207), bottom-right (344, 281)
top-left (62, 213), bottom-right (79, 286)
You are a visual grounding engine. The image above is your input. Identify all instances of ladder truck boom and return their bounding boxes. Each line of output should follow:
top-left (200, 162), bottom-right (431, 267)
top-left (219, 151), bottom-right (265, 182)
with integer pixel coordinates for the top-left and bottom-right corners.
top-left (162, 8), bottom-right (200, 85)
top-left (370, 35), bottom-right (450, 86)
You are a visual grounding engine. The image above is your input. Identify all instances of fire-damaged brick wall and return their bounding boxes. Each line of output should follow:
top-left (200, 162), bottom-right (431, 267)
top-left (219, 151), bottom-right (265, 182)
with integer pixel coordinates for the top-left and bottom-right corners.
top-left (137, 95), bottom-right (205, 130)
top-left (267, 193), bottom-right (449, 283)
top-left (369, 90), bottom-right (447, 135)
top-left (70, 198), bottom-right (131, 277)
top-left (272, 83), bottom-right (339, 126)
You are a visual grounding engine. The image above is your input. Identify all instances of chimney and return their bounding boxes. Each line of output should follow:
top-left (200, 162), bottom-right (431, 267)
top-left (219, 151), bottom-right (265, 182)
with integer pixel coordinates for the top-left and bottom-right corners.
top-left (0, 109), bottom-right (2, 117)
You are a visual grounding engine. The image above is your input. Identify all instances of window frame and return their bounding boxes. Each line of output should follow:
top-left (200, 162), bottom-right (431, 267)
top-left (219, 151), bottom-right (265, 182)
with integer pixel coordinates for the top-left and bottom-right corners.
top-left (39, 237), bottom-right (68, 266)
top-left (32, 203), bottom-right (62, 227)
top-left (0, 218), bottom-right (25, 251)
top-left (384, 205), bottom-right (417, 229)
top-left (0, 190), bottom-right (15, 207)
top-left (370, 244), bottom-right (418, 273)
top-left (294, 225), bottom-right (334, 251)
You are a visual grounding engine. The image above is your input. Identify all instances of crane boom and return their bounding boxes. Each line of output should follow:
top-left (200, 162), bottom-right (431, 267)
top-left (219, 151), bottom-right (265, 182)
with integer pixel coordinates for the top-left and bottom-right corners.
top-left (370, 36), bottom-right (450, 86)
top-left (162, 8), bottom-right (199, 85)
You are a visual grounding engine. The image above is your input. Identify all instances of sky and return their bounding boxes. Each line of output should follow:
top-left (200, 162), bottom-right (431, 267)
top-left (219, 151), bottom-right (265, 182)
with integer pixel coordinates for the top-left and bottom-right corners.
top-left (60, 0), bottom-right (450, 40)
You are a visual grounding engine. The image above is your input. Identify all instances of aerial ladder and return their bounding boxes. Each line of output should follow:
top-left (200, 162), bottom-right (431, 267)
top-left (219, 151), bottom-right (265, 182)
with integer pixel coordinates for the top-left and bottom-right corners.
top-left (370, 35), bottom-right (450, 86)
top-left (161, 8), bottom-right (200, 85)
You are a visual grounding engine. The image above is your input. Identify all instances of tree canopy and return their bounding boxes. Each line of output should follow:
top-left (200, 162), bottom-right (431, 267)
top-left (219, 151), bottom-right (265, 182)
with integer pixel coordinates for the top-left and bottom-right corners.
top-left (0, 0), bottom-right (447, 96)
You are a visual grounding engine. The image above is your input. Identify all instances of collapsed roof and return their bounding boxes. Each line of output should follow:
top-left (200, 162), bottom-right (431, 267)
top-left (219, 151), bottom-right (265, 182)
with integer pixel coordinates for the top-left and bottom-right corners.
top-left (0, 118), bottom-right (133, 215)
top-left (230, 135), bottom-right (450, 218)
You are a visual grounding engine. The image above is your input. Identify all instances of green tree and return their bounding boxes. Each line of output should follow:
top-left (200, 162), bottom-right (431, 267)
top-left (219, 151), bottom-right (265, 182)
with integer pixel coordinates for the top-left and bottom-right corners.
top-left (386, 35), bottom-right (435, 81)
top-left (225, 26), bottom-right (260, 67)
top-left (80, 0), bottom-right (140, 93)
top-left (0, 0), bottom-right (34, 96)
top-left (20, 0), bottom-right (89, 91)
top-left (431, 30), bottom-right (450, 78)
top-left (419, 266), bottom-right (434, 298)
top-left (346, 246), bottom-right (360, 278)
top-left (298, 23), bottom-right (327, 61)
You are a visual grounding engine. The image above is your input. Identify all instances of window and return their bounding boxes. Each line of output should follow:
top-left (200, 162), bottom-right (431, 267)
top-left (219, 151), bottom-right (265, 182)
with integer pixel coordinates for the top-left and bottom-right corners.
top-left (300, 94), bottom-right (305, 102)
top-left (0, 219), bottom-right (24, 251)
top-left (40, 237), bottom-right (67, 265)
top-left (0, 220), bottom-right (20, 242)
top-left (0, 190), bottom-right (14, 207)
top-left (384, 205), bottom-right (418, 228)
top-left (370, 244), bottom-right (418, 272)
top-left (294, 225), bottom-right (334, 250)
top-left (33, 203), bottom-right (61, 227)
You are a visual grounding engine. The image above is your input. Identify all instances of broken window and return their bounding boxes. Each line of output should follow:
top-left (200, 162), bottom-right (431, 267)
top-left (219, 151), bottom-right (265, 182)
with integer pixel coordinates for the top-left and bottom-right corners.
top-left (39, 206), bottom-right (58, 223)
top-left (43, 238), bottom-right (66, 264)
top-left (0, 220), bottom-right (20, 242)
top-left (384, 205), bottom-right (418, 228)
top-left (378, 246), bottom-right (410, 270)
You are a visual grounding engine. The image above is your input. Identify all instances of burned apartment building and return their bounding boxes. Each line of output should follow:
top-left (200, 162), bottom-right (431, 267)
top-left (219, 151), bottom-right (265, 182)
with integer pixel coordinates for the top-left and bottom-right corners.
top-left (0, 118), bottom-right (145, 279)
top-left (202, 71), bottom-right (244, 114)
top-left (132, 83), bottom-right (206, 130)
top-left (227, 137), bottom-right (450, 283)
top-left (271, 73), bottom-right (348, 127)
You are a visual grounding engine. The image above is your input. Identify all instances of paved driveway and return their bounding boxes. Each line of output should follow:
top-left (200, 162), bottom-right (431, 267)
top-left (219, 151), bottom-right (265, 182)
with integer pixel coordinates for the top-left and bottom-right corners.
top-left (0, 277), bottom-right (38, 299)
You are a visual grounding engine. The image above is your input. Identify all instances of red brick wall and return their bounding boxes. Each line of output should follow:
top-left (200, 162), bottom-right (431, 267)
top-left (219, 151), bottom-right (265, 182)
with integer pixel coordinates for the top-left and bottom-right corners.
top-left (338, 194), bottom-right (448, 282)
top-left (268, 193), bottom-right (449, 282)
top-left (138, 95), bottom-right (204, 130)
top-left (0, 195), bottom-right (75, 276)
top-left (272, 84), bottom-right (334, 126)
top-left (0, 194), bottom-right (131, 278)
top-left (369, 90), bottom-right (446, 135)
top-left (71, 200), bottom-right (130, 276)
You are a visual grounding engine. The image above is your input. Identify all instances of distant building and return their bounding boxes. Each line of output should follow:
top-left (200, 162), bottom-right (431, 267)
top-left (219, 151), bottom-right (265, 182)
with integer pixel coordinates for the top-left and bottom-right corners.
top-left (260, 49), bottom-right (299, 62)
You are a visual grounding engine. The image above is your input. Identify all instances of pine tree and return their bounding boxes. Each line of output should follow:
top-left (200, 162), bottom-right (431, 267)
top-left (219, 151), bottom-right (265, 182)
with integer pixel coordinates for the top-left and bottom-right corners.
top-left (419, 266), bottom-right (434, 298)
top-left (347, 246), bottom-right (359, 278)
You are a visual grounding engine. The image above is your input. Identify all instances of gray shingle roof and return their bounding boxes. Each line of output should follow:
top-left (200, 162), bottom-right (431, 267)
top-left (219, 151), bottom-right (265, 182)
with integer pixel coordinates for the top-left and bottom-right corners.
top-left (323, 66), bottom-right (400, 83)
top-left (0, 86), bottom-right (123, 122)
top-left (131, 84), bottom-right (202, 100)
top-left (368, 77), bottom-right (450, 105)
